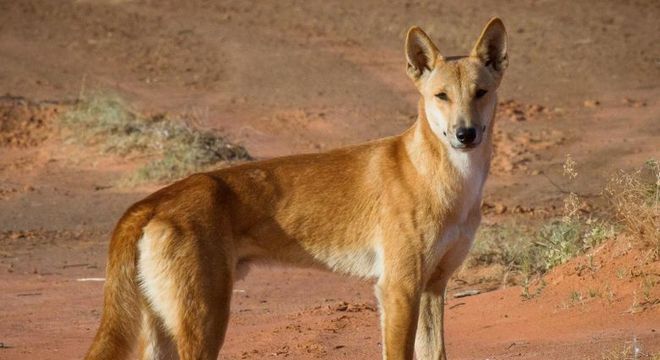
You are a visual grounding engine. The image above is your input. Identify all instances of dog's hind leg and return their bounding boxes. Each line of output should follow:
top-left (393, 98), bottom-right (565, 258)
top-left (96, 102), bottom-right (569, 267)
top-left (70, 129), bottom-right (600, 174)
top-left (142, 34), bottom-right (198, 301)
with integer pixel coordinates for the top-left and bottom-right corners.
top-left (172, 259), bottom-right (233, 360)
top-left (138, 220), bottom-right (234, 360)
top-left (137, 310), bottom-right (178, 360)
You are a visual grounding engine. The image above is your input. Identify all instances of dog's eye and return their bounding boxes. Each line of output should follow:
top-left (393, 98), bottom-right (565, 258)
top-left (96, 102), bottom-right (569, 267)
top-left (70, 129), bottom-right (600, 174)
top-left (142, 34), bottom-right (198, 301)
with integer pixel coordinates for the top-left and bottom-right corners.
top-left (435, 92), bottom-right (449, 101)
top-left (475, 89), bottom-right (488, 98)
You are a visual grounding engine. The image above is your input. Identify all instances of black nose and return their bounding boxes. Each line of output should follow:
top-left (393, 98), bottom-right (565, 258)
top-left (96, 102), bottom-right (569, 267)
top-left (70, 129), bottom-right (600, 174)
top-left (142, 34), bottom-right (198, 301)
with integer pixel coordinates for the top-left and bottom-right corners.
top-left (456, 127), bottom-right (477, 145)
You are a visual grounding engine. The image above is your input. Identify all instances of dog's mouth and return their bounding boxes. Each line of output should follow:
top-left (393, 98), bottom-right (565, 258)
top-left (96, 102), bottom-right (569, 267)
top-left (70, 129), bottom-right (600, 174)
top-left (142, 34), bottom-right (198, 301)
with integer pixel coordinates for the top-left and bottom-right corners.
top-left (450, 142), bottom-right (481, 151)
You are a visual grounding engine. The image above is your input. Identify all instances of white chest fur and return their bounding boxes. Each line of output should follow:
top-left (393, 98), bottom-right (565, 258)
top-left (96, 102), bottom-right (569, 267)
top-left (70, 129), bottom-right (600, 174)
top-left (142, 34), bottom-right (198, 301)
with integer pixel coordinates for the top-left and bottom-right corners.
top-left (447, 147), bottom-right (489, 222)
top-left (426, 150), bottom-right (488, 275)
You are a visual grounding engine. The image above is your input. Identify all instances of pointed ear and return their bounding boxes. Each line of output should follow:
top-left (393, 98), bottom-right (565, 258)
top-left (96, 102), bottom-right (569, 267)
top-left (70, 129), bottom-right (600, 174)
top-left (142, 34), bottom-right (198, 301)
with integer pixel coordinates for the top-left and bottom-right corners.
top-left (405, 26), bottom-right (440, 81)
top-left (471, 18), bottom-right (508, 74)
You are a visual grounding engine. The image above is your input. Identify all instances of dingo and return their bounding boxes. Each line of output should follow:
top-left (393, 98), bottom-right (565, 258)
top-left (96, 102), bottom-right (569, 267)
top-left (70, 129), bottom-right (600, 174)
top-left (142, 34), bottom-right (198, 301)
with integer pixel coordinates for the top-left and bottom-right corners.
top-left (86, 18), bottom-right (508, 360)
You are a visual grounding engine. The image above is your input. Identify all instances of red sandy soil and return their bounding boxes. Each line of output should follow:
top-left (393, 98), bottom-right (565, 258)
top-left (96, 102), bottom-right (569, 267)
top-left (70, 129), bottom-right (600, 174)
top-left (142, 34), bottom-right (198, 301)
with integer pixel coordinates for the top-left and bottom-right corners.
top-left (1, 1), bottom-right (659, 359)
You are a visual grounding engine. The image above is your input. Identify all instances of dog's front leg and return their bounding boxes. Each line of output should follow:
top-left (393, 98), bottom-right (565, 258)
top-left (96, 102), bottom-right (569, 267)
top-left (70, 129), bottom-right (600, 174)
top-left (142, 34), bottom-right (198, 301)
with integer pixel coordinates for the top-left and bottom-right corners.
top-left (375, 267), bottom-right (422, 360)
top-left (415, 208), bottom-right (481, 360)
top-left (414, 280), bottom-right (447, 360)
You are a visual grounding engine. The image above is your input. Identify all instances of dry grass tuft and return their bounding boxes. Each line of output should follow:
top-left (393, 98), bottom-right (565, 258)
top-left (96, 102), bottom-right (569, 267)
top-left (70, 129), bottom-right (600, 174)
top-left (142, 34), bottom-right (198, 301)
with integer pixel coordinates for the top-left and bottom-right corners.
top-left (605, 159), bottom-right (659, 257)
top-left (60, 93), bottom-right (251, 183)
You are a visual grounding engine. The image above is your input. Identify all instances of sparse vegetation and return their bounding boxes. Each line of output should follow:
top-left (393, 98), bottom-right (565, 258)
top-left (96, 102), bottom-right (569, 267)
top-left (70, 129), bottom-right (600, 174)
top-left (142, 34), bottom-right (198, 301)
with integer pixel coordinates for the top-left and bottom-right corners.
top-left (467, 154), bottom-right (630, 292)
top-left (605, 159), bottom-right (659, 257)
top-left (537, 220), bottom-right (582, 269)
top-left (616, 268), bottom-right (627, 280)
top-left (468, 217), bottom-right (616, 291)
top-left (468, 156), bottom-right (660, 300)
top-left (569, 290), bottom-right (582, 304)
top-left (539, 219), bottom-right (615, 269)
top-left (601, 338), bottom-right (660, 360)
top-left (468, 222), bottom-right (537, 272)
top-left (60, 93), bottom-right (251, 183)
top-left (521, 278), bottom-right (546, 300)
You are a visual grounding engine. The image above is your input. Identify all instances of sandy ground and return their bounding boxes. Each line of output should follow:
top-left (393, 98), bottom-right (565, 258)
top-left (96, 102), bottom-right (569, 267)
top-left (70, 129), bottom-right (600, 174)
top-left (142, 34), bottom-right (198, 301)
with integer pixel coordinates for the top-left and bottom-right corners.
top-left (0, 0), bottom-right (659, 359)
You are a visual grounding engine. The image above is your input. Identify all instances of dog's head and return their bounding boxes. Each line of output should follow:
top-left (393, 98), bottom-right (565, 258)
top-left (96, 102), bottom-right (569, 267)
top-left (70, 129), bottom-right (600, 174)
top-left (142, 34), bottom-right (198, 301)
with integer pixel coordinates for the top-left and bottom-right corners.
top-left (405, 18), bottom-right (508, 150)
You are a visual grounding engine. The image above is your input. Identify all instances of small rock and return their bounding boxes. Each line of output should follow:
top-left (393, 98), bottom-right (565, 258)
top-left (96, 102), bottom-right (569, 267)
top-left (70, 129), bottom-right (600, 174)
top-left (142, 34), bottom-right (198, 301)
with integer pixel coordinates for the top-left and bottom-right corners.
top-left (526, 104), bottom-right (544, 114)
top-left (453, 289), bottom-right (480, 298)
top-left (583, 99), bottom-right (600, 108)
top-left (579, 202), bottom-right (593, 214)
top-left (481, 201), bottom-right (494, 209)
top-left (513, 205), bottom-right (534, 214)
top-left (495, 203), bottom-right (507, 214)
top-left (622, 97), bottom-right (646, 107)
top-left (334, 301), bottom-right (349, 312)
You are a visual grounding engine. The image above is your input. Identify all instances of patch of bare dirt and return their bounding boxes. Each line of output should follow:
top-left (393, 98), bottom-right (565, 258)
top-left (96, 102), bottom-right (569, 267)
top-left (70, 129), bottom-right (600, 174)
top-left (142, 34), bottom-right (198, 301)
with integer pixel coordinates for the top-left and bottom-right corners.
top-left (492, 100), bottom-right (566, 176)
top-left (0, 96), bottom-right (59, 148)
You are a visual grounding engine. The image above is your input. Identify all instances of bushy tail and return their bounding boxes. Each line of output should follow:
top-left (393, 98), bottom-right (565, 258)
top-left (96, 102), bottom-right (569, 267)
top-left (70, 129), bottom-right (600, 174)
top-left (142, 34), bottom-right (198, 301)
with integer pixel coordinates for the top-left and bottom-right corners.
top-left (85, 206), bottom-right (152, 360)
